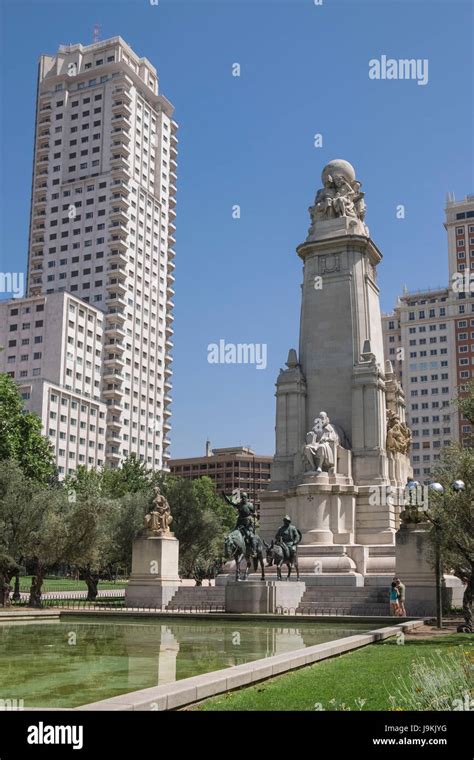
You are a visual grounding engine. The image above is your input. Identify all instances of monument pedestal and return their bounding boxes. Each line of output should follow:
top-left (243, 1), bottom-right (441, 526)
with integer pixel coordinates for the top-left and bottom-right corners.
top-left (395, 521), bottom-right (437, 616)
top-left (225, 580), bottom-right (306, 614)
top-left (125, 533), bottom-right (180, 608)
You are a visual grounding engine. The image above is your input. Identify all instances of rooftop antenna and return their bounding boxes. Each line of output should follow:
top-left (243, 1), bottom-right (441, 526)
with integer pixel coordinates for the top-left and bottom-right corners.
top-left (93, 24), bottom-right (101, 43)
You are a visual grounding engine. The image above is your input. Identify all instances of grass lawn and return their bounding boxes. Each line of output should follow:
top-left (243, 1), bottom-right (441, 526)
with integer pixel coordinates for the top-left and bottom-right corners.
top-left (195, 633), bottom-right (473, 711)
top-left (18, 576), bottom-right (128, 593)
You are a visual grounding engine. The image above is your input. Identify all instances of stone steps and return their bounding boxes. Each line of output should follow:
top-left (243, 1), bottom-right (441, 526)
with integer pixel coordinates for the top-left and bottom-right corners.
top-left (297, 586), bottom-right (390, 614)
top-left (166, 587), bottom-right (225, 610)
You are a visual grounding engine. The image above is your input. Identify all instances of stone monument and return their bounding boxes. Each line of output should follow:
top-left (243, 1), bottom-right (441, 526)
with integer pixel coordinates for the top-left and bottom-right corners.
top-left (125, 486), bottom-right (180, 608)
top-left (259, 159), bottom-right (412, 587)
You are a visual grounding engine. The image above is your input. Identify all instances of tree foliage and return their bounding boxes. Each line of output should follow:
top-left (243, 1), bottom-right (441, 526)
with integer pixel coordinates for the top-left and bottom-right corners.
top-left (0, 373), bottom-right (55, 485)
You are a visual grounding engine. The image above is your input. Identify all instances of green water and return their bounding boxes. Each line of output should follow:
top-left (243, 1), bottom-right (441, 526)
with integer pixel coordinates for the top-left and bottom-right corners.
top-left (0, 618), bottom-right (378, 708)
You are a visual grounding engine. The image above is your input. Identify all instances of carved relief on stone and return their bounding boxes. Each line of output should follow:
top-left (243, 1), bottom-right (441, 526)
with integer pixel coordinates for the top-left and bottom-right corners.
top-left (318, 254), bottom-right (341, 275)
top-left (386, 410), bottom-right (412, 455)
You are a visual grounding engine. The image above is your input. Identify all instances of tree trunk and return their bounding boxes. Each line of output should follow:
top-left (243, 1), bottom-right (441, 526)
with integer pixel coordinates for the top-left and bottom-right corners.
top-left (28, 572), bottom-right (44, 607)
top-left (82, 570), bottom-right (99, 601)
top-left (12, 573), bottom-right (21, 602)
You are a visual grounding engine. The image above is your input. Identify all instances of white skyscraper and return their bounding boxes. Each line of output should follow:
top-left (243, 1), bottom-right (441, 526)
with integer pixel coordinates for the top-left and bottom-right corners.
top-left (1, 37), bottom-right (177, 474)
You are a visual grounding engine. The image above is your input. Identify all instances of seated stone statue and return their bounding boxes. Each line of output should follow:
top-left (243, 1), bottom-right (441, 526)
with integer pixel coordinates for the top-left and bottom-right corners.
top-left (303, 411), bottom-right (340, 473)
top-left (144, 486), bottom-right (173, 535)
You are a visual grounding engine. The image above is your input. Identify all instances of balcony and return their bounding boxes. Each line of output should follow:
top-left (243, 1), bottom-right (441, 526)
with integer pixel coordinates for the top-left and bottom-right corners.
top-left (31, 239), bottom-right (45, 249)
top-left (106, 293), bottom-right (127, 309)
top-left (113, 86), bottom-right (132, 103)
top-left (106, 279), bottom-right (127, 297)
top-left (108, 237), bottom-right (128, 252)
top-left (107, 249), bottom-right (128, 266)
top-left (163, 420), bottom-right (172, 432)
top-left (104, 324), bottom-right (126, 341)
top-left (112, 100), bottom-right (132, 117)
top-left (106, 417), bottom-right (122, 432)
top-left (111, 128), bottom-right (131, 144)
top-left (164, 379), bottom-right (172, 392)
top-left (109, 208), bottom-right (128, 224)
top-left (104, 354), bottom-right (125, 370)
top-left (37, 143), bottom-right (49, 154)
top-left (107, 264), bottom-right (127, 279)
top-left (106, 450), bottom-right (122, 462)
top-left (165, 323), bottom-right (173, 336)
top-left (111, 154), bottom-right (130, 171)
top-left (111, 113), bottom-right (131, 130)
top-left (165, 338), bottom-right (174, 350)
top-left (168, 259), bottom-right (176, 271)
top-left (105, 307), bottom-right (126, 324)
top-left (111, 193), bottom-right (129, 210)
top-left (111, 141), bottom-right (130, 158)
top-left (163, 407), bottom-right (172, 418)
top-left (34, 195), bottom-right (48, 207)
top-left (108, 222), bottom-right (128, 237)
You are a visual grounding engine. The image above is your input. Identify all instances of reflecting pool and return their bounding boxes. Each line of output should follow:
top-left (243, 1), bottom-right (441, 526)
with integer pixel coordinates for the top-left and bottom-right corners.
top-left (0, 617), bottom-right (380, 707)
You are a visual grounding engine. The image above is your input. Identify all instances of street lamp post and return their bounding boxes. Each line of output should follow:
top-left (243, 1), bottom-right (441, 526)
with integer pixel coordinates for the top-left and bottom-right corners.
top-left (428, 479), bottom-right (466, 629)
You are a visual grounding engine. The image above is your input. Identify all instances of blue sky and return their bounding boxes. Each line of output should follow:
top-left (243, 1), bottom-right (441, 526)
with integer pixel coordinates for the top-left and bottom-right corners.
top-left (0, 0), bottom-right (473, 458)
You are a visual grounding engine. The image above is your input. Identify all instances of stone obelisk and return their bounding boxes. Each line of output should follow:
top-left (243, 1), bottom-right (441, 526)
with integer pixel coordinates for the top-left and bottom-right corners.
top-left (260, 159), bottom-right (412, 583)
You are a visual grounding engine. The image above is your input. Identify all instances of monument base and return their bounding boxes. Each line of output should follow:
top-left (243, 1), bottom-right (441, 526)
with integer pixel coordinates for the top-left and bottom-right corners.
top-left (225, 580), bottom-right (306, 614)
top-left (125, 534), bottom-right (180, 608)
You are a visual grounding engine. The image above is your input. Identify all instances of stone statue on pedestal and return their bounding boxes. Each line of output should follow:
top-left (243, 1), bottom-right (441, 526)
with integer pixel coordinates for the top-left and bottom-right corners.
top-left (143, 486), bottom-right (173, 536)
top-left (308, 159), bottom-right (369, 239)
top-left (303, 411), bottom-right (343, 473)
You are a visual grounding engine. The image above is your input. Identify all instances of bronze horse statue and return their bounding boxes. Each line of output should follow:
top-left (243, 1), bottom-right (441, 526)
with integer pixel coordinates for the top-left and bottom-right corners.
top-left (264, 539), bottom-right (300, 581)
top-left (224, 529), bottom-right (266, 581)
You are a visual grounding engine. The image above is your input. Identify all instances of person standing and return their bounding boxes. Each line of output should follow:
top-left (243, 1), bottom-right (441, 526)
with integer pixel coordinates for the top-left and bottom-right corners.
top-left (390, 581), bottom-right (401, 616)
top-left (394, 577), bottom-right (406, 616)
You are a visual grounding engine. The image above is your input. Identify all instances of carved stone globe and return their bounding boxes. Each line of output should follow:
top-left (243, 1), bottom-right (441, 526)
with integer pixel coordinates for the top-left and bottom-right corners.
top-left (321, 159), bottom-right (356, 186)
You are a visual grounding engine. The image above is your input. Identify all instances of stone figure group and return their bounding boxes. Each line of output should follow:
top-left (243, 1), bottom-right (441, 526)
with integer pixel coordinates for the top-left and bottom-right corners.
top-left (386, 410), bottom-right (412, 455)
top-left (310, 171), bottom-right (366, 227)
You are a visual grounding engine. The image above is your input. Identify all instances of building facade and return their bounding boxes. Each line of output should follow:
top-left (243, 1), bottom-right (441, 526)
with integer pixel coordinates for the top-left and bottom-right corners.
top-left (0, 292), bottom-right (108, 475)
top-left (382, 194), bottom-right (474, 479)
top-left (0, 37), bottom-right (177, 474)
top-left (169, 445), bottom-right (273, 508)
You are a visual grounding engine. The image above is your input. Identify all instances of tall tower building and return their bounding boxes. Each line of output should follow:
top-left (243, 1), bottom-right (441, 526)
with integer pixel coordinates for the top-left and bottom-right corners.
top-left (382, 193), bottom-right (474, 479)
top-left (2, 37), bottom-right (177, 474)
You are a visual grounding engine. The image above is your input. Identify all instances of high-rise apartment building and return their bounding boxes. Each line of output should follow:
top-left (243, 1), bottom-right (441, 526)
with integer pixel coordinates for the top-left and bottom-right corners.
top-left (382, 194), bottom-right (474, 479)
top-left (0, 37), bottom-right (177, 474)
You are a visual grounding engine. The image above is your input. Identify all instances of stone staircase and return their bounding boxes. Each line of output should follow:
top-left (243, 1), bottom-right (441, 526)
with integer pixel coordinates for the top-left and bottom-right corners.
top-left (296, 586), bottom-right (390, 616)
top-left (166, 585), bottom-right (225, 611)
